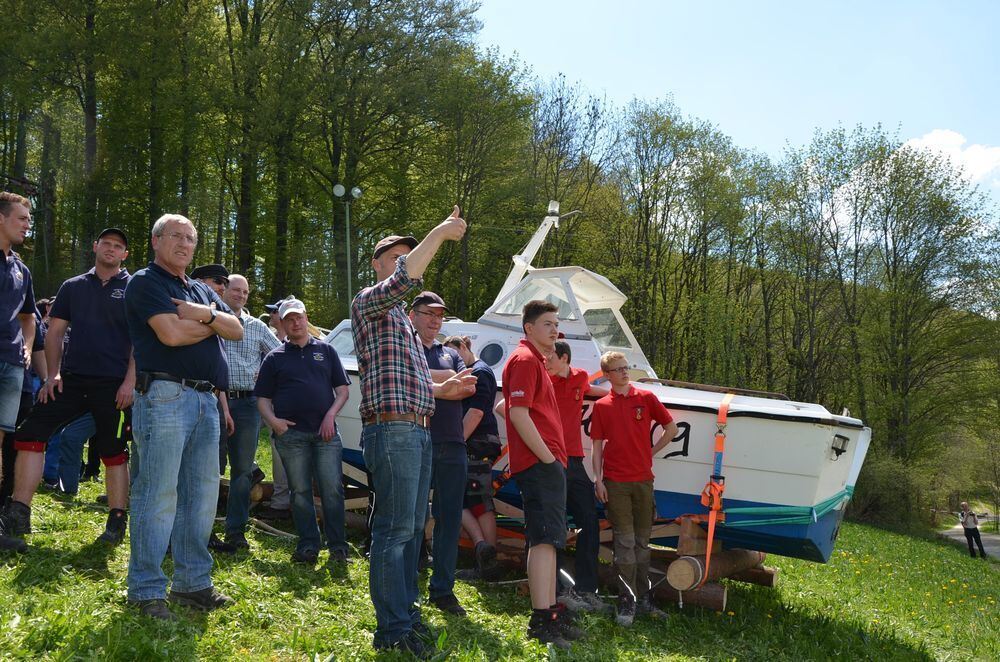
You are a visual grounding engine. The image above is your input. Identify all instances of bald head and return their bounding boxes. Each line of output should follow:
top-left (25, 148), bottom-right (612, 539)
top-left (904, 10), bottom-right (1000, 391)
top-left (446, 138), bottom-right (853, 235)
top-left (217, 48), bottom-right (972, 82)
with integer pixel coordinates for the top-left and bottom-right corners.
top-left (223, 273), bottom-right (250, 313)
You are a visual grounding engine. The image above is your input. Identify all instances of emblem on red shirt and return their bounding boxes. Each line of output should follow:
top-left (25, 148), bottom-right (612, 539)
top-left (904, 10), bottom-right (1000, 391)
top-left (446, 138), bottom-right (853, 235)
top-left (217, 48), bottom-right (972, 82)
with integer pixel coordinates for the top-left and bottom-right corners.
top-left (573, 387), bottom-right (581, 401)
top-left (634, 406), bottom-right (645, 420)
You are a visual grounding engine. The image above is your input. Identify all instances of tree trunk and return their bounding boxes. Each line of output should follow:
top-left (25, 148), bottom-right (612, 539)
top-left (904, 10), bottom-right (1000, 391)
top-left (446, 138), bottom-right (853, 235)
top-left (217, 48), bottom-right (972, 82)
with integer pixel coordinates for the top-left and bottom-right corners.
top-left (81, 0), bottom-right (99, 270)
top-left (270, 130), bottom-right (291, 299)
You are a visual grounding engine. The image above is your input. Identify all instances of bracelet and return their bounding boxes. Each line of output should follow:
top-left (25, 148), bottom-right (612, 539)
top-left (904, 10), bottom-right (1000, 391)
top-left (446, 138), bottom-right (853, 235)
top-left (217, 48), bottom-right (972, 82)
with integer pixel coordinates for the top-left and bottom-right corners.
top-left (202, 308), bottom-right (217, 325)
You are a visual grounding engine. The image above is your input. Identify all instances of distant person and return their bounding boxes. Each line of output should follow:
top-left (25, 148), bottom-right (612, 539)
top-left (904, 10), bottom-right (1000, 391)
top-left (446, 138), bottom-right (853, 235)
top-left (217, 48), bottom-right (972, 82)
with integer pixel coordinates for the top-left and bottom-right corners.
top-left (501, 300), bottom-right (580, 649)
top-left (590, 351), bottom-right (678, 626)
top-left (255, 298), bottom-right (351, 564)
top-left (351, 207), bottom-right (474, 656)
top-left (254, 297), bottom-right (292, 521)
top-left (960, 502), bottom-right (988, 559)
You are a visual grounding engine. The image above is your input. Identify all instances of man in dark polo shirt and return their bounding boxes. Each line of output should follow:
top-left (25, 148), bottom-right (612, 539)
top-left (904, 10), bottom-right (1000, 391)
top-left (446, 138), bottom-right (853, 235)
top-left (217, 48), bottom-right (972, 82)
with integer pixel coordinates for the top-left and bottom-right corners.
top-left (0, 192), bottom-right (37, 554)
top-left (0, 228), bottom-right (135, 547)
top-left (124, 213), bottom-right (243, 621)
top-left (255, 298), bottom-right (351, 564)
top-left (408, 291), bottom-right (469, 617)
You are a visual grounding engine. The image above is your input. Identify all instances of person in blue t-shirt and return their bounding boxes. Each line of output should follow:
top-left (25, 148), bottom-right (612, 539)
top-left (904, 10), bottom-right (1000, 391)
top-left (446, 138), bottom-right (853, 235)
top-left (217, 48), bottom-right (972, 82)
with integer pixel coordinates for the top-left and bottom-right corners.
top-left (255, 298), bottom-right (351, 565)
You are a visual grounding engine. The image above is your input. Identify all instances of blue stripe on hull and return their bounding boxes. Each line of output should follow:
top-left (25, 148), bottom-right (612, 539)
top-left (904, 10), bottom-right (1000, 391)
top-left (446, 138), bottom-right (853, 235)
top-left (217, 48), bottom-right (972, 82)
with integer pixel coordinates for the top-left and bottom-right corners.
top-left (342, 450), bottom-right (844, 563)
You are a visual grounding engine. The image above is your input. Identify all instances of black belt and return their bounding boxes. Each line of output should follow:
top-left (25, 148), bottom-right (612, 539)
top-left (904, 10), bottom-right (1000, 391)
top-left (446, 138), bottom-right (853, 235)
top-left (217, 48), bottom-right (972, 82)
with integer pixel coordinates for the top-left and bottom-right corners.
top-left (142, 371), bottom-right (216, 393)
top-left (227, 390), bottom-right (254, 399)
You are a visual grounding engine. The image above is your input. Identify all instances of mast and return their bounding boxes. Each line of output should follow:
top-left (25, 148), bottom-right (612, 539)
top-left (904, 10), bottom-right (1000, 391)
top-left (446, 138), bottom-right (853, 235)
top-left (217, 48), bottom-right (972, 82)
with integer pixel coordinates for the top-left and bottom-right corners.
top-left (492, 201), bottom-right (562, 307)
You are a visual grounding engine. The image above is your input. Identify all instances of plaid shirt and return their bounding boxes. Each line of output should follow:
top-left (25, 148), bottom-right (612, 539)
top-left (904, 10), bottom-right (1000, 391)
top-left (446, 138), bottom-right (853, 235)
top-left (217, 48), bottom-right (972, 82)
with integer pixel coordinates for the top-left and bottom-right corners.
top-left (351, 254), bottom-right (434, 418)
top-left (224, 309), bottom-right (281, 390)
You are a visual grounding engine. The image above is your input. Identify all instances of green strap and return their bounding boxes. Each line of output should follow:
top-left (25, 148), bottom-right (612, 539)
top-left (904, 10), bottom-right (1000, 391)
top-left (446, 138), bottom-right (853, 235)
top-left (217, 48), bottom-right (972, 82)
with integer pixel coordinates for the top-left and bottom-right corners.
top-left (722, 486), bottom-right (855, 528)
top-left (117, 411), bottom-right (125, 439)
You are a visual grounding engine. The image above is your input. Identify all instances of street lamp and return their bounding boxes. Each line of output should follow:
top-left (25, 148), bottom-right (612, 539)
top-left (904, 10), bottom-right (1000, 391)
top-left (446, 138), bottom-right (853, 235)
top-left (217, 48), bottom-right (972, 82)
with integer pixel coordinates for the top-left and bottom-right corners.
top-left (333, 184), bottom-right (362, 300)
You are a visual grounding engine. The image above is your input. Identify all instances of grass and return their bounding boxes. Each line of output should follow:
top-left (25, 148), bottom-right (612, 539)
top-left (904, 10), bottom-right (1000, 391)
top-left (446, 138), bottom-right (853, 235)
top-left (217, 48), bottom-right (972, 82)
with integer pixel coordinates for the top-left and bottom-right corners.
top-left (2, 453), bottom-right (999, 660)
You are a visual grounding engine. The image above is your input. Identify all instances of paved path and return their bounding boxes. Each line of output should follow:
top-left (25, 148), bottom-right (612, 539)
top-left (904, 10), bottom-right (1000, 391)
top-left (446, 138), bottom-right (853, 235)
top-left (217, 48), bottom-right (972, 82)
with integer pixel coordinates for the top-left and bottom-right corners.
top-left (941, 520), bottom-right (1000, 561)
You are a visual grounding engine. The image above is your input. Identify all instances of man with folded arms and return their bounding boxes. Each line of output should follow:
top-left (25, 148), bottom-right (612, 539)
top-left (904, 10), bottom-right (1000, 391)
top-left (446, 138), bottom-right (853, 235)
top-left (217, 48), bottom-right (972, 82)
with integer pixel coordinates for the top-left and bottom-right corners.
top-left (351, 207), bottom-right (475, 656)
top-left (124, 214), bottom-right (243, 621)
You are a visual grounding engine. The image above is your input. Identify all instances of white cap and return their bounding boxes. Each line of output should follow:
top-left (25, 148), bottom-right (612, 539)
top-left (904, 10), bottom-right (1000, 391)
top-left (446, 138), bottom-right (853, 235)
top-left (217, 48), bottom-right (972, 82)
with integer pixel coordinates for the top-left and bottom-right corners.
top-left (278, 297), bottom-right (307, 319)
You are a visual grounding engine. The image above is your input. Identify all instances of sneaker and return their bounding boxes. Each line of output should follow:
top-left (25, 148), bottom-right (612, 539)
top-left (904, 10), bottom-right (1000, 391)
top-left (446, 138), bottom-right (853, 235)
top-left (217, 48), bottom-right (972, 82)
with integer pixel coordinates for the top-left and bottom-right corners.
top-left (616, 593), bottom-right (636, 626)
top-left (329, 548), bottom-right (351, 564)
top-left (292, 548), bottom-right (319, 564)
top-left (0, 500), bottom-right (30, 535)
top-left (97, 510), bottom-right (127, 545)
top-left (250, 466), bottom-right (266, 486)
top-left (0, 532), bottom-right (27, 553)
top-left (557, 588), bottom-right (608, 613)
top-left (168, 586), bottom-right (234, 611)
top-left (551, 604), bottom-right (584, 640)
top-left (375, 630), bottom-right (431, 658)
top-left (527, 611), bottom-right (571, 650)
top-left (130, 598), bottom-right (178, 621)
top-left (40, 478), bottom-right (60, 491)
top-left (410, 619), bottom-right (434, 642)
top-left (224, 531), bottom-right (249, 551)
top-left (474, 540), bottom-right (498, 573)
top-left (208, 533), bottom-right (237, 554)
top-left (638, 593), bottom-right (667, 619)
top-left (430, 593), bottom-right (467, 617)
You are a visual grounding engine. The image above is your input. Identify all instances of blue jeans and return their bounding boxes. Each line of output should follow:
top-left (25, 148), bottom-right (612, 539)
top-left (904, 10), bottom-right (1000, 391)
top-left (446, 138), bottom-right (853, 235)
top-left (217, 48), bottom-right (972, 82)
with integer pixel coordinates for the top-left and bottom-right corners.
top-left (0, 361), bottom-right (25, 432)
top-left (127, 380), bottom-right (221, 601)
top-left (42, 428), bottom-right (61, 483)
top-left (274, 428), bottom-right (347, 555)
top-left (362, 421), bottom-right (432, 646)
top-left (55, 415), bottom-right (97, 494)
top-left (224, 396), bottom-right (261, 535)
top-left (429, 443), bottom-right (467, 600)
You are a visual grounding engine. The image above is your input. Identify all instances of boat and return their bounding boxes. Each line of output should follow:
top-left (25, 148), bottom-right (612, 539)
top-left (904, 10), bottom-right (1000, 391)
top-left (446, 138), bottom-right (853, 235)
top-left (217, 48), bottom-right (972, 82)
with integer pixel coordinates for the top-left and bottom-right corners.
top-left (323, 203), bottom-right (871, 563)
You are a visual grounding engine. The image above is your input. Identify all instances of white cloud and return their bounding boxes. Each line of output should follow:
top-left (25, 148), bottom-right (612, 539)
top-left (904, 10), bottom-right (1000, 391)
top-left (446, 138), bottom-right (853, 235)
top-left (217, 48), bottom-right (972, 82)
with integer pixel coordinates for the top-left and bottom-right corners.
top-left (904, 129), bottom-right (1000, 189)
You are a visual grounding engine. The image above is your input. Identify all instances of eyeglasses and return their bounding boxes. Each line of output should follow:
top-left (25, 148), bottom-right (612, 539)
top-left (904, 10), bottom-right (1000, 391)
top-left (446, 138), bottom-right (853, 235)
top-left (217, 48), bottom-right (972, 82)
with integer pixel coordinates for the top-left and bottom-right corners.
top-left (211, 276), bottom-right (229, 286)
top-left (414, 309), bottom-right (445, 320)
top-left (606, 366), bottom-right (630, 375)
top-left (161, 231), bottom-right (197, 245)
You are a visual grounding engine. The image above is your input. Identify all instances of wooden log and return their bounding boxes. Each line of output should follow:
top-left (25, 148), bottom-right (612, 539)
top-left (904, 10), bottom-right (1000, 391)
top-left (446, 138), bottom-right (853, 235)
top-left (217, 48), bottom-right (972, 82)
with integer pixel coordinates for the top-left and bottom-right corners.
top-left (729, 565), bottom-right (779, 588)
top-left (652, 579), bottom-right (727, 612)
top-left (676, 517), bottom-right (721, 555)
top-left (667, 549), bottom-right (766, 591)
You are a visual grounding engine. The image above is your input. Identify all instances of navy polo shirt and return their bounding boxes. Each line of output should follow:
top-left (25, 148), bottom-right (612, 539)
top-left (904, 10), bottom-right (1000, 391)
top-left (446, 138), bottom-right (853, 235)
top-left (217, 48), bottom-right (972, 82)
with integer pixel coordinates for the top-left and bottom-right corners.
top-left (49, 267), bottom-right (131, 379)
top-left (463, 359), bottom-right (499, 437)
top-left (424, 342), bottom-right (466, 448)
top-left (254, 337), bottom-right (350, 435)
top-left (125, 261), bottom-right (230, 389)
top-left (0, 250), bottom-right (36, 367)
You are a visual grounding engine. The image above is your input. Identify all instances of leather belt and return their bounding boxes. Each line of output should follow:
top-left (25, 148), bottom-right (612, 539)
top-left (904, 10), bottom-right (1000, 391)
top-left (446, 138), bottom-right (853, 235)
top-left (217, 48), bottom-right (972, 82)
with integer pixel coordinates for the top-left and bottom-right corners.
top-left (143, 371), bottom-right (216, 393)
top-left (363, 412), bottom-right (430, 428)
top-left (227, 390), bottom-right (254, 399)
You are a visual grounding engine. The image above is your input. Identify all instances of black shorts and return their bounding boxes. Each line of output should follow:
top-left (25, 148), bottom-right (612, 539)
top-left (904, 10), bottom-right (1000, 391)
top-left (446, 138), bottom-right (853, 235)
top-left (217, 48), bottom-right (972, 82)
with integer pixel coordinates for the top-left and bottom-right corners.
top-left (13, 373), bottom-right (131, 464)
top-left (516, 460), bottom-right (567, 549)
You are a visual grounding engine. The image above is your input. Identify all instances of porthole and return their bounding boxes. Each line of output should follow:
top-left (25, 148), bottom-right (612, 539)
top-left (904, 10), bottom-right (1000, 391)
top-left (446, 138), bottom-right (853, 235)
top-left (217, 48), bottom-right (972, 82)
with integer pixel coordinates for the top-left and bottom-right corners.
top-left (480, 342), bottom-right (504, 367)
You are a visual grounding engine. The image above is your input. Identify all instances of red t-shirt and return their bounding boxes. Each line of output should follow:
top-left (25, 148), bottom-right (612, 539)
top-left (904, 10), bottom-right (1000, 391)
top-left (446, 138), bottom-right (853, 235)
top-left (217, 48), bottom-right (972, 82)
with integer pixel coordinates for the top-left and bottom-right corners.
top-left (549, 366), bottom-right (591, 458)
top-left (590, 386), bottom-right (674, 482)
top-left (502, 339), bottom-right (567, 474)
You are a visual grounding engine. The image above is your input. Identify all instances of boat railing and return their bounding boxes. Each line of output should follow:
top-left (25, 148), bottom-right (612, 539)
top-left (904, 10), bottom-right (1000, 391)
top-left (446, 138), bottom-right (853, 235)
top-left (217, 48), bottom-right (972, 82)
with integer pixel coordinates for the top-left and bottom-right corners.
top-left (637, 378), bottom-right (791, 401)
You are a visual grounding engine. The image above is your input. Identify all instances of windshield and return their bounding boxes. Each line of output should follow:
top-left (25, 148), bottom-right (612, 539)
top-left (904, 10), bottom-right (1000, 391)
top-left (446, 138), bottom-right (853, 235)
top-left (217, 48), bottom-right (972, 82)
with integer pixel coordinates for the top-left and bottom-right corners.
top-left (495, 277), bottom-right (578, 320)
top-left (584, 308), bottom-right (631, 350)
top-left (327, 328), bottom-right (356, 357)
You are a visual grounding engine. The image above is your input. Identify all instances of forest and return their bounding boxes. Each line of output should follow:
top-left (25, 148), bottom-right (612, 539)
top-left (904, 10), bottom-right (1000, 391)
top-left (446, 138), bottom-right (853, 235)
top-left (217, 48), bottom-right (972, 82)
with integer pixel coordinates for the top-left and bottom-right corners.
top-left (2, 0), bottom-right (998, 526)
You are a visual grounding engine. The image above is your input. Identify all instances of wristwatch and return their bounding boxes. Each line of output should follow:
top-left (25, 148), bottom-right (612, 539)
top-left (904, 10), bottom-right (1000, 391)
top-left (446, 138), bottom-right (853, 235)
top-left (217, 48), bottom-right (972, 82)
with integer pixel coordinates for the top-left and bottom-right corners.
top-left (202, 308), bottom-right (218, 325)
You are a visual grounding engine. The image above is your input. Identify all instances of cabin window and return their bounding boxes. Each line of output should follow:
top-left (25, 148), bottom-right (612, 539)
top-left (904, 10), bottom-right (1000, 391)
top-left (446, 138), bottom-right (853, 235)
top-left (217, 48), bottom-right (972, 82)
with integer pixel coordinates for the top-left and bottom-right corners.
top-left (584, 308), bottom-right (630, 350)
top-left (327, 328), bottom-right (356, 357)
top-left (480, 342), bottom-right (505, 367)
top-left (495, 277), bottom-right (578, 320)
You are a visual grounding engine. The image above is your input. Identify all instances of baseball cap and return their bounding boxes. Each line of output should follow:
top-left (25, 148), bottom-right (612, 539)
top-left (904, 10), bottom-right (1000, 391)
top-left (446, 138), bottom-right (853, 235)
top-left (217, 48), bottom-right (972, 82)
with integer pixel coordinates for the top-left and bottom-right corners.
top-left (278, 297), bottom-right (307, 319)
top-left (265, 294), bottom-right (295, 313)
top-left (190, 264), bottom-right (230, 282)
top-left (412, 291), bottom-right (448, 312)
top-left (97, 227), bottom-right (128, 247)
top-left (373, 235), bottom-right (417, 260)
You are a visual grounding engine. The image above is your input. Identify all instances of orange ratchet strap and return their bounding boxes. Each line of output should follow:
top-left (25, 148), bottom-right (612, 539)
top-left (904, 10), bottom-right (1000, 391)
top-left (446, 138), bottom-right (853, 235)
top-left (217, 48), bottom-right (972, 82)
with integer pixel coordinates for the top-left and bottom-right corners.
top-left (697, 391), bottom-right (735, 589)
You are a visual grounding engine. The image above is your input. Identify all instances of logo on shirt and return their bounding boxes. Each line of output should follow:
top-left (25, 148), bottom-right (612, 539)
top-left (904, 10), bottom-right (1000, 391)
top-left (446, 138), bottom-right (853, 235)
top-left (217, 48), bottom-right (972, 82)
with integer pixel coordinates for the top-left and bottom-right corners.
top-left (13, 270), bottom-right (22, 285)
top-left (511, 389), bottom-right (525, 398)
top-left (313, 352), bottom-right (325, 361)
top-left (634, 406), bottom-right (645, 420)
top-left (111, 288), bottom-right (126, 299)
top-left (573, 387), bottom-right (581, 401)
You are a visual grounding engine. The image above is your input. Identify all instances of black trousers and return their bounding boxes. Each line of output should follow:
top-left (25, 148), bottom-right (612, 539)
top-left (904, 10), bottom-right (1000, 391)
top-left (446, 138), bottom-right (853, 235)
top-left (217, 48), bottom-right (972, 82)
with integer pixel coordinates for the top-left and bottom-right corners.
top-left (0, 391), bottom-right (34, 503)
top-left (559, 456), bottom-right (601, 593)
top-left (964, 527), bottom-right (987, 557)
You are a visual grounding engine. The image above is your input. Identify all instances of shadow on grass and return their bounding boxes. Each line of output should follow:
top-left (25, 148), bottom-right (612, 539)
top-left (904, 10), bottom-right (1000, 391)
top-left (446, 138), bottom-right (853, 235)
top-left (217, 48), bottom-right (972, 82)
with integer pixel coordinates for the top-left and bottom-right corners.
top-left (53, 601), bottom-right (208, 660)
top-left (8, 537), bottom-right (119, 589)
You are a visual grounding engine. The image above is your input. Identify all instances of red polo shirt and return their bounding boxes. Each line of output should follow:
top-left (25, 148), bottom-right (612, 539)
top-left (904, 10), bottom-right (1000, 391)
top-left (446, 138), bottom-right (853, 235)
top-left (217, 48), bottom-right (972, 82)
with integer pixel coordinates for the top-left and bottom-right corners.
top-left (502, 339), bottom-right (567, 474)
top-left (590, 385), bottom-right (674, 482)
top-left (549, 366), bottom-right (591, 458)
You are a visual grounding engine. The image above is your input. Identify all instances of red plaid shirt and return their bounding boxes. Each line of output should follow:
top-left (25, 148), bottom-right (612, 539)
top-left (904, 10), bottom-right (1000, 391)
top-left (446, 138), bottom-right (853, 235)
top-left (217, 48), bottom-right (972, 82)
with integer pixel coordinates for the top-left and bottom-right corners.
top-left (351, 255), bottom-right (435, 419)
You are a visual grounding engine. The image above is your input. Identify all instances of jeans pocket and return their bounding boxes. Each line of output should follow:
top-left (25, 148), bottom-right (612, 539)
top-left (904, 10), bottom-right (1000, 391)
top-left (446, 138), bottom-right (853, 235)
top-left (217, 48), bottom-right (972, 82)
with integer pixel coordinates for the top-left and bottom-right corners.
top-left (148, 380), bottom-right (184, 403)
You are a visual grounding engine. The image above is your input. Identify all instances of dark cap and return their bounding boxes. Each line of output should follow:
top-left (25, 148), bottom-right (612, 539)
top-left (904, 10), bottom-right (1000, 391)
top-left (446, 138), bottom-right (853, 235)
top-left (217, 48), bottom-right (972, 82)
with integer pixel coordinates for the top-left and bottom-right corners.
top-left (373, 235), bottom-right (417, 260)
top-left (97, 227), bottom-right (128, 247)
top-left (190, 263), bottom-right (230, 281)
top-left (265, 294), bottom-right (295, 312)
top-left (412, 291), bottom-right (448, 312)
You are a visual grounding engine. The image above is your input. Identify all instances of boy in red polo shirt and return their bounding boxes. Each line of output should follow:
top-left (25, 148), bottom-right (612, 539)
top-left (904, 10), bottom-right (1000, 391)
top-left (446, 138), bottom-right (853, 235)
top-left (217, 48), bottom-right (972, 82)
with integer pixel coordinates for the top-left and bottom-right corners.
top-left (546, 340), bottom-right (608, 612)
top-left (502, 300), bottom-right (579, 649)
top-left (591, 351), bottom-right (678, 626)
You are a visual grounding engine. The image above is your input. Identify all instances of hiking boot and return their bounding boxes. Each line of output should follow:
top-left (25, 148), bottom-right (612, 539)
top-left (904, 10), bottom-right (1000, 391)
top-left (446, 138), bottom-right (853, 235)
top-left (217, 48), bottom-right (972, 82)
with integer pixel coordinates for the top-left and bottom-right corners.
top-left (558, 588), bottom-right (610, 613)
top-left (474, 540), bottom-right (498, 573)
top-left (208, 533), bottom-right (237, 554)
top-left (130, 598), bottom-right (178, 621)
top-left (224, 531), bottom-right (249, 551)
top-left (616, 593), bottom-right (636, 626)
top-left (292, 548), bottom-right (319, 564)
top-left (329, 548), bottom-right (351, 564)
top-left (375, 630), bottom-right (431, 658)
top-left (430, 593), bottom-right (467, 617)
top-left (0, 532), bottom-right (27, 553)
top-left (97, 509), bottom-right (127, 545)
top-left (551, 603), bottom-right (584, 640)
top-left (0, 500), bottom-right (31, 535)
top-left (637, 593), bottom-right (667, 619)
top-left (527, 610), bottom-right (571, 650)
top-left (168, 586), bottom-right (234, 611)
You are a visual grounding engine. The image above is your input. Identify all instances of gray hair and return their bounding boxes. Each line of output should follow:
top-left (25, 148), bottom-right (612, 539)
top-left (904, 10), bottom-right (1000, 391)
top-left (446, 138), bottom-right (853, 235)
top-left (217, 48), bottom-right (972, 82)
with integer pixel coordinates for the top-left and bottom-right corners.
top-left (151, 213), bottom-right (196, 239)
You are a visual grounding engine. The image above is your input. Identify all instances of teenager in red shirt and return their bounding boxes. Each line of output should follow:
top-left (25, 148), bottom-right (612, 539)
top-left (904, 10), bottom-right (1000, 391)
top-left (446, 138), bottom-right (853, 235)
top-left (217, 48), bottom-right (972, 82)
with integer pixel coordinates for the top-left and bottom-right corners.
top-left (502, 300), bottom-right (580, 649)
top-left (590, 351), bottom-right (678, 626)
top-left (546, 340), bottom-right (608, 612)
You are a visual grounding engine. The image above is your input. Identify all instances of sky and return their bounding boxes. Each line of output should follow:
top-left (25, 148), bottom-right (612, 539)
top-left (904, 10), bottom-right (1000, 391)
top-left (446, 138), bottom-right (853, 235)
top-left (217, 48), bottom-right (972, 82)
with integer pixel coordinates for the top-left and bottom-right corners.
top-left (473, 0), bottom-right (1000, 208)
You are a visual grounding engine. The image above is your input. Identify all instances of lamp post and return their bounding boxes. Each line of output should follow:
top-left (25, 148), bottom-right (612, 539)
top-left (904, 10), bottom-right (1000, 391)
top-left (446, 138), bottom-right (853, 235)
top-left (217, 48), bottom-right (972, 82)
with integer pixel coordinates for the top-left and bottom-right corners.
top-left (333, 184), bottom-right (362, 300)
